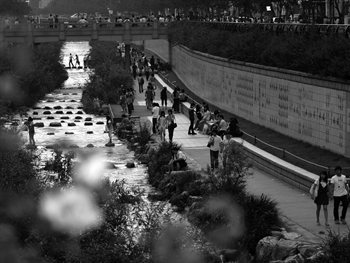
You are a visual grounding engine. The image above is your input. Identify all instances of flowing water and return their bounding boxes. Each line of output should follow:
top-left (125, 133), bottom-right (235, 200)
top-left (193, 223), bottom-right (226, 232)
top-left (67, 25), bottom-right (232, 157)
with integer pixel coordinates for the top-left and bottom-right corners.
top-left (24, 41), bottom-right (149, 191)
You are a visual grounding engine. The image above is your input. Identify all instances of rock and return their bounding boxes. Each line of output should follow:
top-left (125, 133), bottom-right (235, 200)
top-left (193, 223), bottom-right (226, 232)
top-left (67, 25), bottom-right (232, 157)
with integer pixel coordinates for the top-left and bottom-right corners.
top-left (47, 132), bottom-right (55, 135)
top-left (67, 123), bottom-right (76, 126)
top-left (61, 121), bottom-right (65, 123)
top-left (55, 111), bottom-right (64, 114)
top-left (65, 132), bottom-right (74, 135)
top-left (255, 236), bottom-right (279, 262)
top-left (70, 100), bottom-right (76, 102)
top-left (44, 106), bottom-right (52, 109)
top-left (96, 121), bottom-right (104, 125)
top-left (43, 111), bottom-right (51, 115)
top-left (33, 107), bottom-right (41, 109)
top-left (105, 142), bottom-right (115, 147)
top-left (33, 112), bottom-right (38, 115)
top-left (147, 191), bottom-right (165, 201)
top-left (26, 144), bottom-right (37, 150)
top-left (47, 116), bottom-right (54, 119)
top-left (49, 122), bottom-right (62, 127)
top-left (284, 253), bottom-right (304, 263)
top-left (86, 144), bottom-right (94, 148)
top-left (76, 111), bottom-right (84, 114)
top-left (282, 232), bottom-right (301, 240)
top-left (74, 120), bottom-right (80, 123)
top-left (126, 162), bottom-right (135, 168)
top-left (86, 131), bottom-right (93, 134)
top-left (84, 122), bottom-right (93, 126)
top-left (59, 100), bottom-right (65, 102)
top-left (33, 117), bottom-right (41, 120)
top-left (69, 144), bottom-right (79, 148)
top-left (34, 122), bottom-right (44, 127)
top-left (271, 239), bottom-right (299, 261)
top-left (65, 106), bottom-right (74, 109)
top-left (72, 93), bottom-right (78, 95)
top-left (66, 111), bottom-right (73, 114)
top-left (77, 106), bottom-right (83, 109)
top-left (103, 162), bottom-right (115, 169)
top-left (53, 106), bottom-right (62, 109)
top-left (61, 116), bottom-right (69, 119)
top-left (47, 99), bottom-right (55, 102)
top-left (75, 116), bottom-right (83, 119)
top-left (298, 245), bottom-right (319, 259)
top-left (85, 117), bottom-right (92, 121)
top-left (220, 249), bottom-right (241, 263)
top-left (306, 251), bottom-right (323, 261)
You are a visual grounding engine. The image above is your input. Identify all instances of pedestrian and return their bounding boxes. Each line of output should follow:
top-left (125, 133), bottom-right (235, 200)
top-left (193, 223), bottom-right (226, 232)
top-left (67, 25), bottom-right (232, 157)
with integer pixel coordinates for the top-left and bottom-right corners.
top-left (221, 132), bottom-right (234, 170)
top-left (194, 104), bottom-right (203, 130)
top-left (228, 117), bottom-right (243, 137)
top-left (75, 55), bottom-right (80, 67)
top-left (54, 14), bottom-right (59, 28)
top-left (158, 110), bottom-right (166, 141)
top-left (26, 117), bottom-right (35, 146)
top-left (188, 103), bottom-right (196, 135)
top-left (310, 171), bottom-right (330, 226)
top-left (144, 64), bottom-right (150, 81)
top-left (329, 166), bottom-right (349, 224)
top-left (138, 74), bottom-right (144, 93)
top-left (179, 89), bottom-right (186, 102)
top-left (152, 103), bottom-right (160, 134)
top-left (132, 63), bottom-right (137, 80)
top-left (126, 91), bottom-right (133, 115)
top-left (105, 116), bottom-right (113, 143)
top-left (165, 109), bottom-right (176, 142)
top-left (207, 130), bottom-right (222, 171)
top-left (168, 147), bottom-right (187, 173)
top-left (145, 86), bottom-right (154, 110)
top-left (120, 91), bottom-right (127, 113)
top-left (172, 87), bottom-right (180, 113)
top-left (149, 73), bottom-right (156, 90)
top-left (160, 86), bottom-right (168, 109)
top-left (150, 55), bottom-right (155, 71)
top-left (69, 53), bottom-right (74, 68)
top-left (217, 115), bottom-right (228, 138)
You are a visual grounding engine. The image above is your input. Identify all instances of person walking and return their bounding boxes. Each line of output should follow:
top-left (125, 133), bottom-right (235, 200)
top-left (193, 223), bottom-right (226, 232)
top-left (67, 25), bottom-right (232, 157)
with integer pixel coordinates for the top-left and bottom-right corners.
top-left (131, 63), bottom-right (137, 80)
top-left (144, 64), bottom-right (150, 81)
top-left (188, 103), bottom-right (196, 135)
top-left (194, 104), bottom-right (203, 130)
top-left (329, 166), bottom-right (349, 224)
top-left (75, 54), bottom-right (80, 68)
top-left (221, 132), bottom-right (234, 170)
top-left (165, 109), bottom-right (176, 142)
top-left (152, 103), bottom-right (160, 134)
top-left (172, 87), bottom-right (180, 113)
top-left (105, 116), bottom-right (113, 143)
top-left (69, 53), bottom-right (74, 68)
top-left (138, 74), bottom-right (145, 93)
top-left (310, 171), bottom-right (330, 226)
top-left (207, 130), bottom-right (222, 171)
top-left (158, 110), bottom-right (166, 141)
top-left (26, 117), bottom-right (35, 146)
top-left (160, 86), bottom-right (168, 109)
top-left (145, 86), bottom-right (154, 110)
top-left (126, 91), bottom-right (133, 115)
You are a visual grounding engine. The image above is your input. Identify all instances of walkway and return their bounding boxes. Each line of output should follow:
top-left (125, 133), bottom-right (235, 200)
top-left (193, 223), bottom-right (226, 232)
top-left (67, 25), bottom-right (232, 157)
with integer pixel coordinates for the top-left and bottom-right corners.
top-left (129, 78), bottom-right (349, 241)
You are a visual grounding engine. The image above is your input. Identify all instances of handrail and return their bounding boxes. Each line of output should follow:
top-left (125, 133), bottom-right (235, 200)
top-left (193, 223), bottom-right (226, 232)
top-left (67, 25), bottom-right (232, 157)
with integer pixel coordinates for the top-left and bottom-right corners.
top-left (157, 71), bottom-right (350, 175)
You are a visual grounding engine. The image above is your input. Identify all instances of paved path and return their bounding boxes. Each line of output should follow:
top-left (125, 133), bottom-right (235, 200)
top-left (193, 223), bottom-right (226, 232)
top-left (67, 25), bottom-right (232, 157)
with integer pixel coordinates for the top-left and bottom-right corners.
top-left (131, 78), bottom-right (349, 241)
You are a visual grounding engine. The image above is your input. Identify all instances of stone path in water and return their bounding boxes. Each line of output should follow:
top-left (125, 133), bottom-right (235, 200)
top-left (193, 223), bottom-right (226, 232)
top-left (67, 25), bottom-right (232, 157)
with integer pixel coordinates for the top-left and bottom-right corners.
top-left (132, 76), bottom-right (349, 242)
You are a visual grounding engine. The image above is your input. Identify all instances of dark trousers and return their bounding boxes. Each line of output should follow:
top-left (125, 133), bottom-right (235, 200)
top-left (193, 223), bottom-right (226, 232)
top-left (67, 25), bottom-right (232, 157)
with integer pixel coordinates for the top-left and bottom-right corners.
top-left (210, 150), bottom-right (219, 169)
top-left (333, 195), bottom-right (348, 220)
top-left (188, 119), bottom-right (195, 134)
top-left (173, 98), bottom-right (180, 112)
top-left (161, 99), bottom-right (167, 107)
top-left (168, 126), bottom-right (174, 141)
top-left (145, 71), bottom-right (150, 81)
top-left (152, 118), bottom-right (157, 134)
top-left (127, 103), bottom-right (133, 115)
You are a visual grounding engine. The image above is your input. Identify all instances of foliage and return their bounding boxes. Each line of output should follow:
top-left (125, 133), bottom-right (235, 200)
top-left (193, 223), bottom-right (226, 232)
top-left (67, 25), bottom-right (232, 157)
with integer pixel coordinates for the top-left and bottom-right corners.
top-left (81, 42), bottom-right (133, 114)
top-left (308, 229), bottom-right (350, 263)
top-left (0, 43), bottom-right (68, 117)
top-left (168, 21), bottom-right (350, 80)
top-left (134, 123), bottom-right (153, 155)
top-left (0, 0), bottom-right (32, 16)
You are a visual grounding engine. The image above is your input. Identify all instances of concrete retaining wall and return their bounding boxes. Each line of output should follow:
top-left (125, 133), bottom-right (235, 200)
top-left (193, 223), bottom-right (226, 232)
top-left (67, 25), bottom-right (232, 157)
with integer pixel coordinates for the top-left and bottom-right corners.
top-left (145, 40), bottom-right (350, 157)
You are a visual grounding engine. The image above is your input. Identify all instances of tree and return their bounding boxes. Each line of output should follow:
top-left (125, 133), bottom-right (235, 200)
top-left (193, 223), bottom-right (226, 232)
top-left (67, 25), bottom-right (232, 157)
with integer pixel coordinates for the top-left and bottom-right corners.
top-left (0, 0), bottom-right (32, 16)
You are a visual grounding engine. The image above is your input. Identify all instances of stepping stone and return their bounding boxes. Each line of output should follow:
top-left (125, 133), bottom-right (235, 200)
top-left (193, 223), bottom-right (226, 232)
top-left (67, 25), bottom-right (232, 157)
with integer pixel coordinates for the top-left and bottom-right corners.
top-left (86, 131), bottom-right (93, 134)
top-left (96, 121), bottom-right (104, 125)
top-left (34, 122), bottom-right (44, 127)
top-left (47, 99), bottom-right (55, 102)
top-left (54, 106), bottom-right (62, 109)
top-left (68, 123), bottom-right (76, 126)
top-left (70, 100), bottom-right (76, 102)
top-left (126, 162), bottom-right (135, 168)
top-left (47, 116), bottom-right (54, 119)
top-left (72, 93), bottom-right (78, 95)
top-left (84, 122), bottom-right (93, 126)
top-left (74, 120), bottom-right (80, 123)
top-left (69, 144), bottom-right (79, 148)
top-left (66, 111), bottom-right (73, 114)
top-left (105, 142), bottom-right (115, 147)
top-left (76, 111), bottom-right (84, 114)
top-left (33, 112), bottom-right (38, 115)
top-left (65, 132), bottom-right (74, 135)
top-left (103, 162), bottom-right (115, 169)
top-left (55, 111), bottom-right (64, 114)
top-left (49, 122), bottom-right (62, 127)
top-left (33, 107), bottom-right (41, 110)
top-left (47, 132), bottom-right (55, 135)
top-left (59, 100), bottom-right (65, 102)
top-left (44, 106), bottom-right (52, 109)
top-left (33, 117), bottom-right (41, 120)
top-left (43, 111), bottom-right (51, 115)
top-left (66, 106), bottom-right (74, 109)
top-left (61, 116), bottom-right (69, 119)
top-left (85, 117), bottom-right (92, 121)
top-left (61, 121), bottom-right (65, 123)
top-left (77, 107), bottom-right (83, 109)
top-left (75, 116), bottom-right (82, 119)
top-left (86, 144), bottom-right (94, 148)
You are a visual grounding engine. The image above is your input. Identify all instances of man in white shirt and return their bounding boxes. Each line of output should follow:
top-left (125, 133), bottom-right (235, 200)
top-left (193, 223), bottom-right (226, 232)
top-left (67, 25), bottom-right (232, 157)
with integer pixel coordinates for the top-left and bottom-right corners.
top-left (330, 166), bottom-right (349, 224)
top-left (152, 103), bottom-right (160, 134)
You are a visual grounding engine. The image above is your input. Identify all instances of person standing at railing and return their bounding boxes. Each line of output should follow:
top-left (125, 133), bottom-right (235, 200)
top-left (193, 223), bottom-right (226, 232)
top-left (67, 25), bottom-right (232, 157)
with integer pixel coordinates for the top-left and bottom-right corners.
top-left (329, 166), bottom-right (349, 225)
top-left (54, 15), bottom-right (59, 28)
top-left (48, 14), bottom-right (54, 28)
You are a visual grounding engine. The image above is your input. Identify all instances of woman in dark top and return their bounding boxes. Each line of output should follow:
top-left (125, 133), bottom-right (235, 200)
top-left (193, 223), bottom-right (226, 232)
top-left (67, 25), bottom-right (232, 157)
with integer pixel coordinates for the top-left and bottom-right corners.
top-left (228, 117), bottom-right (243, 137)
top-left (194, 105), bottom-right (203, 130)
top-left (310, 171), bottom-right (330, 226)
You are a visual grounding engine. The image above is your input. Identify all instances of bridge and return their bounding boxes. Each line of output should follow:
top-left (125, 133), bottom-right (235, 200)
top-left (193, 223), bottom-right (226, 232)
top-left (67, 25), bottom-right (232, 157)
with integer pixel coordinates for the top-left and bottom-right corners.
top-left (0, 21), bottom-right (169, 69)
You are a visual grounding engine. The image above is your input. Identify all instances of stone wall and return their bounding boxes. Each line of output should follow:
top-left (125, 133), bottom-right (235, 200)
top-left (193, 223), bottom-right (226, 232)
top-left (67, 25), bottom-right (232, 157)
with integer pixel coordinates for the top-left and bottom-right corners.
top-left (145, 41), bottom-right (350, 157)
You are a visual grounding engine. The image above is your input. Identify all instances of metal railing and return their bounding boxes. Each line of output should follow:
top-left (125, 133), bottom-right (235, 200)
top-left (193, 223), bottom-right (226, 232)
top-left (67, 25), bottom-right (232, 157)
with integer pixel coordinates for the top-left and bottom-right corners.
top-left (157, 71), bottom-right (350, 176)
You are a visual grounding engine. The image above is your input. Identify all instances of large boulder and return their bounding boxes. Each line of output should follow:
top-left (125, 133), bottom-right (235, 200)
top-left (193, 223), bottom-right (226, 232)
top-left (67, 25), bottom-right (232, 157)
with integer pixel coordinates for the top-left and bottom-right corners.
top-left (126, 162), bottom-right (135, 168)
top-left (271, 239), bottom-right (299, 261)
top-left (255, 236), bottom-right (279, 262)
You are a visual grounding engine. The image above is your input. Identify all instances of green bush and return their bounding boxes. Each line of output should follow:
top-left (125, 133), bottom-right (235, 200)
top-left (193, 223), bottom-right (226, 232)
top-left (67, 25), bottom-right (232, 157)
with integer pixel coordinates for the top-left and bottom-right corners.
top-left (168, 21), bottom-right (350, 80)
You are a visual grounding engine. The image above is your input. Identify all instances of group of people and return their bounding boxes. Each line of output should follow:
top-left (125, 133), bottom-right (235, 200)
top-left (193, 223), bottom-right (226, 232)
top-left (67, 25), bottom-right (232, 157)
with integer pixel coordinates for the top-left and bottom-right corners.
top-left (68, 53), bottom-right (90, 68)
top-left (310, 166), bottom-right (349, 226)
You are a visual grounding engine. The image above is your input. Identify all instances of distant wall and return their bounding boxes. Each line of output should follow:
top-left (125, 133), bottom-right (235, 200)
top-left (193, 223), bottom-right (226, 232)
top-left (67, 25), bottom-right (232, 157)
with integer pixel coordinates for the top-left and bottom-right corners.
top-left (145, 40), bottom-right (350, 157)
top-left (144, 39), bottom-right (170, 62)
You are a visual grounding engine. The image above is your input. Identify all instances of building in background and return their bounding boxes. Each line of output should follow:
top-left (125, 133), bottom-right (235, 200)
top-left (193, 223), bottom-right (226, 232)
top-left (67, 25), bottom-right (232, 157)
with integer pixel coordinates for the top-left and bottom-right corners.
top-left (39, 0), bottom-right (53, 9)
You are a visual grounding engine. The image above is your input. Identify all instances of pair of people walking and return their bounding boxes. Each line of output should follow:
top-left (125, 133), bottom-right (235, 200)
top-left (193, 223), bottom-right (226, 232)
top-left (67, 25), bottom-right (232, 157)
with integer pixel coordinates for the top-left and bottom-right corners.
top-left (310, 166), bottom-right (349, 226)
top-left (155, 109), bottom-right (176, 142)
